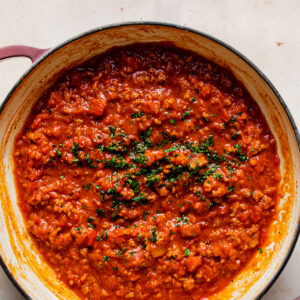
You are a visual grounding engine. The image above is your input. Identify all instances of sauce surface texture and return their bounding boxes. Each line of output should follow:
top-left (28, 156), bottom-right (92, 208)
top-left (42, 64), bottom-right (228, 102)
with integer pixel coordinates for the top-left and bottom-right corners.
top-left (14, 44), bottom-right (281, 299)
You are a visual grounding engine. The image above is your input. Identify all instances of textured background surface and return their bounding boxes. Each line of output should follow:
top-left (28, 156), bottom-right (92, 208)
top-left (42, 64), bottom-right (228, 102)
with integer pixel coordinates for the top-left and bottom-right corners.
top-left (0, 0), bottom-right (299, 299)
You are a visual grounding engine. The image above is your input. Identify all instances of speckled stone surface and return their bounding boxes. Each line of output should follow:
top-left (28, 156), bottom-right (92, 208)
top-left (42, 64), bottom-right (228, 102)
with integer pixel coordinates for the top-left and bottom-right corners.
top-left (0, 0), bottom-right (299, 299)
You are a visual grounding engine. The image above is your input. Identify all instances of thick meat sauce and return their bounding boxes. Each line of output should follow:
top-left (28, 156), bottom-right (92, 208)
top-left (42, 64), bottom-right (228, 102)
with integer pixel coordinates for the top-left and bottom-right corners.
top-left (14, 44), bottom-right (281, 299)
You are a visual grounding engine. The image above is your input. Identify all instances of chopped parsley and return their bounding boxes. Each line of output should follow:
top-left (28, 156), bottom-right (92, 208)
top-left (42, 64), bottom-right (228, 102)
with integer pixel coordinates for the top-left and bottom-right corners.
top-left (181, 108), bottom-right (191, 120)
top-left (97, 208), bottom-right (105, 216)
top-left (149, 227), bottom-right (158, 243)
top-left (184, 249), bottom-right (190, 257)
top-left (131, 193), bottom-right (148, 204)
top-left (228, 186), bottom-right (234, 193)
top-left (104, 156), bottom-right (128, 169)
top-left (195, 191), bottom-right (206, 202)
top-left (88, 217), bottom-right (94, 223)
top-left (103, 256), bottom-right (110, 262)
top-left (108, 126), bottom-right (116, 138)
top-left (140, 126), bottom-right (153, 147)
top-left (131, 111), bottom-right (144, 119)
top-left (235, 144), bottom-right (248, 162)
top-left (72, 142), bottom-right (80, 158)
top-left (56, 149), bottom-right (62, 158)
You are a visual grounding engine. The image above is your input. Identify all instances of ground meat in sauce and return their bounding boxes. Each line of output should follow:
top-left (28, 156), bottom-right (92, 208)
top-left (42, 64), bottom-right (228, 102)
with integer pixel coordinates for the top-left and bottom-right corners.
top-left (14, 44), bottom-right (281, 300)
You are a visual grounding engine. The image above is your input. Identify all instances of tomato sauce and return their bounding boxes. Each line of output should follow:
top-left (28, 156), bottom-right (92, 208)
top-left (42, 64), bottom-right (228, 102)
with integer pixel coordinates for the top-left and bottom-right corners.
top-left (14, 44), bottom-right (281, 299)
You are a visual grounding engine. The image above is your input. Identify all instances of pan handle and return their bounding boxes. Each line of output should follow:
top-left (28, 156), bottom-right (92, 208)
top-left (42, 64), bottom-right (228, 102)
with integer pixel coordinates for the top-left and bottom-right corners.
top-left (0, 45), bottom-right (50, 63)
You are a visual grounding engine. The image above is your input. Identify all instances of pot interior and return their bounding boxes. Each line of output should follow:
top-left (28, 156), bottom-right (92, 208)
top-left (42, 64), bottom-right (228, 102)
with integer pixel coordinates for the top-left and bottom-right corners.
top-left (0, 24), bottom-right (299, 300)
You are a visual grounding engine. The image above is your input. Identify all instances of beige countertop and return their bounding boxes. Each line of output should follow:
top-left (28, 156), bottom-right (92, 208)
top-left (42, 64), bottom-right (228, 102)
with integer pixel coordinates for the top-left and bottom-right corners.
top-left (0, 0), bottom-right (299, 299)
